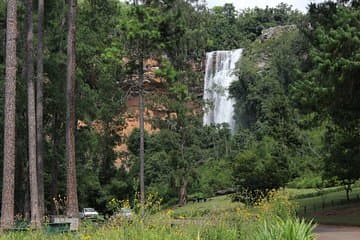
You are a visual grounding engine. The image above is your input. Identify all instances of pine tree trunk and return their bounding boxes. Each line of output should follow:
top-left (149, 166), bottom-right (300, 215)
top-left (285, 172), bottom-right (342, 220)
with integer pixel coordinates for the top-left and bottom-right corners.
top-left (24, 184), bottom-right (30, 220)
top-left (25, 0), bottom-right (41, 228)
top-left (36, 0), bottom-right (45, 221)
top-left (1, 0), bottom-right (17, 229)
top-left (14, 126), bottom-right (29, 219)
top-left (50, 114), bottom-right (59, 214)
top-left (139, 57), bottom-right (145, 214)
top-left (136, 0), bottom-right (145, 215)
top-left (66, 0), bottom-right (79, 219)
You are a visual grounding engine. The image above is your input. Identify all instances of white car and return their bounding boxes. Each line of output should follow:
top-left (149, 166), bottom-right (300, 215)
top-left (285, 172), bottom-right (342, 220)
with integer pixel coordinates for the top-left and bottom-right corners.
top-left (80, 208), bottom-right (99, 218)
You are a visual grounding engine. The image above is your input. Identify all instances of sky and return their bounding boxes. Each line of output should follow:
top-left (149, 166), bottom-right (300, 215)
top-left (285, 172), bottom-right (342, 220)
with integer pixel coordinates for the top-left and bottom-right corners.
top-left (205, 0), bottom-right (326, 12)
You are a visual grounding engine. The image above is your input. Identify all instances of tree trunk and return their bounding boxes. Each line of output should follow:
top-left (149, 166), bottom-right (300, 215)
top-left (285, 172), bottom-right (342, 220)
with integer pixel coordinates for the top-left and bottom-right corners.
top-left (139, 56), bottom-right (145, 215)
top-left (179, 177), bottom-right (187, 206)
top-left (178, 142), bottom-right (187, 206)
top-left (24, 183), bottom-right (30, 220)
top-left (1, 0), bottom-right (17, 230)
top-left (36, 0), bottom-right (45, 221)
top-left (50, 114), bottom-right (59, 214)
top-left (66, 0), bottom-right (79, 219)
top-left (15, 133), bottom-right (28, 219)
top-left (136, 1), bottom-right (145, 215)
top-left (25, 0), bottom-right (41, 228)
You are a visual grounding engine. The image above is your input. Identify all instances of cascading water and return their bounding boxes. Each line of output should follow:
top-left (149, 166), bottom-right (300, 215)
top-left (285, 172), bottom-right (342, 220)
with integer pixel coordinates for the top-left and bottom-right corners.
top-left (203, 49), bottom-right (243, 132)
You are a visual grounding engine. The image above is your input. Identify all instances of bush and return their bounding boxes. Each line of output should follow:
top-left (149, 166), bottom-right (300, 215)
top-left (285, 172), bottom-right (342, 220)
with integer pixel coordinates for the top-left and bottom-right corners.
top-left (287, 175), bottom-right (337, 189)
top-left (233, 137), bottom-right (290, 204)
top-left (253, 218), bottom-right (316, 240)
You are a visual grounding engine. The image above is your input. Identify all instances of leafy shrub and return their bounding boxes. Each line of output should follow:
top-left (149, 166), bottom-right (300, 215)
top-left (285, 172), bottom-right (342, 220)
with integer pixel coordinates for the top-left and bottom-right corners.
top-left (287, 175), bottom-right (337, 189)
top-left (253, 218), bottom-right (316, 240)
top-left (254, 190), bottom-right (296, 220)
top-left (233, 137), bottom-right (290, 204)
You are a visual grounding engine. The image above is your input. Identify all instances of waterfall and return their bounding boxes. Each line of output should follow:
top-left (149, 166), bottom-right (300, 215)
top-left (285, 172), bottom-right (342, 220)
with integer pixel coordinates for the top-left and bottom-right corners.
top-left (203, 49), bottom-right (243, 132)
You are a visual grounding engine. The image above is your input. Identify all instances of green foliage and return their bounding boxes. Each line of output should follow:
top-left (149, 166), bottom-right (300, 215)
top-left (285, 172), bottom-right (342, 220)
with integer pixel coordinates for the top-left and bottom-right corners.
top-left (127, 122), bottom-right (236, 203)
top-left (292, 1), bottom-right (360, 191)
top-left (157, 0), bottom-right (208, 67)
top-left (287, 175), bottom-right (333, 189)
top-left (73, 0), bottom-right (134, 212)
top-left (154, 58), bottom-right (178, 83)
top-left (194, 159), bottom-right (233, 196)
top-left (206, 3), bottom-right (302, 50)
top-left (228, 20), bottom-right (333, 196)
top-left (324, 125), bottom-right (360, 186)
top-left (233, 137), bottom-right (290, 203)
top-left (126, 128), bottom-right (150, 156)
top-left (253, 218), bottom-right (316, 240)
top-left (294, 2), bottom-right (360, 124)
top-left (230, 30), bottom-right (304, 145)
top-left (206, 4), bottom-right (244, 50)
top-left (118, 3), bottom-right (163, 61)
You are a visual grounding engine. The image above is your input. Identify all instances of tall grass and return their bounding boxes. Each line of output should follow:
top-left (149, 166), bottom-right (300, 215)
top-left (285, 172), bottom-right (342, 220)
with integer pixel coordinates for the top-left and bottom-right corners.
top-left (0, 222), bottom-right (239, 240)
top-left (0, 191), bottom-right (315, 240)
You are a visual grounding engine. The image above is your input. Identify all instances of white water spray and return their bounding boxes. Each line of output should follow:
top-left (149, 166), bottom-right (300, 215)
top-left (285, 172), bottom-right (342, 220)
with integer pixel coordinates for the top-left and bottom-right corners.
top-left (203, 49), bottom-right (243, 132)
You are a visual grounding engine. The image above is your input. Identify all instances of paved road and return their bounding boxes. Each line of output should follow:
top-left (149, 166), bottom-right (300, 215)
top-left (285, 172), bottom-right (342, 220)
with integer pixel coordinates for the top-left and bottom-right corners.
top-left (315, 224), bottom-right (360, 240)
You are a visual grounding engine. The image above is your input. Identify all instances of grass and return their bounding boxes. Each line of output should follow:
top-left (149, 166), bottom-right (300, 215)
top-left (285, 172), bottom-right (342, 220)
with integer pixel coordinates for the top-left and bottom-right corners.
top-left (291, 186), bottom-right (360, 226)
top-left (0, 220), bottom-right (239, 240)
top-left (2, 187), bottom-right (356, 239)
top-left (294, 186), bottom-right (360, 208)
top-left (298, 202), bottom-right (360, 226)
top-left (170, 186), bottom-right (360, 226)
top-left (0, 191), bottom-right (316, 239)
top-left (170, 195), bottom-right (243, 219)
top-left (286, 186), bottom-right (343, 199)
top-left (171, 186), bottom-right (360, 225)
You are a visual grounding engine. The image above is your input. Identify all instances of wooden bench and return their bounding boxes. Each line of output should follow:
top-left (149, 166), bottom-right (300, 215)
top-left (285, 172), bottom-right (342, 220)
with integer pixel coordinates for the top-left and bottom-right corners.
top-left (4, 227), bottom-right (30, 232)
top-left (4, 221), bottom-right (30, 232)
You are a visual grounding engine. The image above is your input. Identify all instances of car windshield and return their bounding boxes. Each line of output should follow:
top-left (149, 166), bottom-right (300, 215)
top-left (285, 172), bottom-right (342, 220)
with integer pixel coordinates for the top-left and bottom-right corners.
top-left (84, 208), bottom-right (95, 212)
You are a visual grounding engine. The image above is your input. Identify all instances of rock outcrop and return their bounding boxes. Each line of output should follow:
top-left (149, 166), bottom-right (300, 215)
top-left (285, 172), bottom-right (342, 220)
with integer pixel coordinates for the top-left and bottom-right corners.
top-left (260, 25), bottom-right (297, 41)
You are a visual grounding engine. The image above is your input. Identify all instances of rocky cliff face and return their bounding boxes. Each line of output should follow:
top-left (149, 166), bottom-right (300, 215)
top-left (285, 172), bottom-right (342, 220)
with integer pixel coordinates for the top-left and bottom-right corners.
top-left (260, 25), bottom-right (297, 41)
top-left (114, 58), bottom-right (203, 167)
top-left (114, 59), bottom-right (166, 167)
top-left (252, 25), bottom-right (298, 73)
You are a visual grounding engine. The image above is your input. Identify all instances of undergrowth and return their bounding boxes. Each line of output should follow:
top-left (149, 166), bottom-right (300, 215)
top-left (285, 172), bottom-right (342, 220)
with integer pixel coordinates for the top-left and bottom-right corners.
top-left (0, 191), bottom-right (316, 240)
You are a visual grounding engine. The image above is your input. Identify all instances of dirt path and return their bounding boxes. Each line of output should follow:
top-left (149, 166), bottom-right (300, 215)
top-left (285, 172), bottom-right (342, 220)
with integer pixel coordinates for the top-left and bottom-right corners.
top-left (315, 224), bottom-right (360, 240)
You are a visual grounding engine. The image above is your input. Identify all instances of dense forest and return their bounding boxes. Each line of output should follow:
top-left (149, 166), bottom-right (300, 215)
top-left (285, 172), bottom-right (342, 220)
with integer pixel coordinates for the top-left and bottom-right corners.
top-left (0, 0), bottom-right (359, 230)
